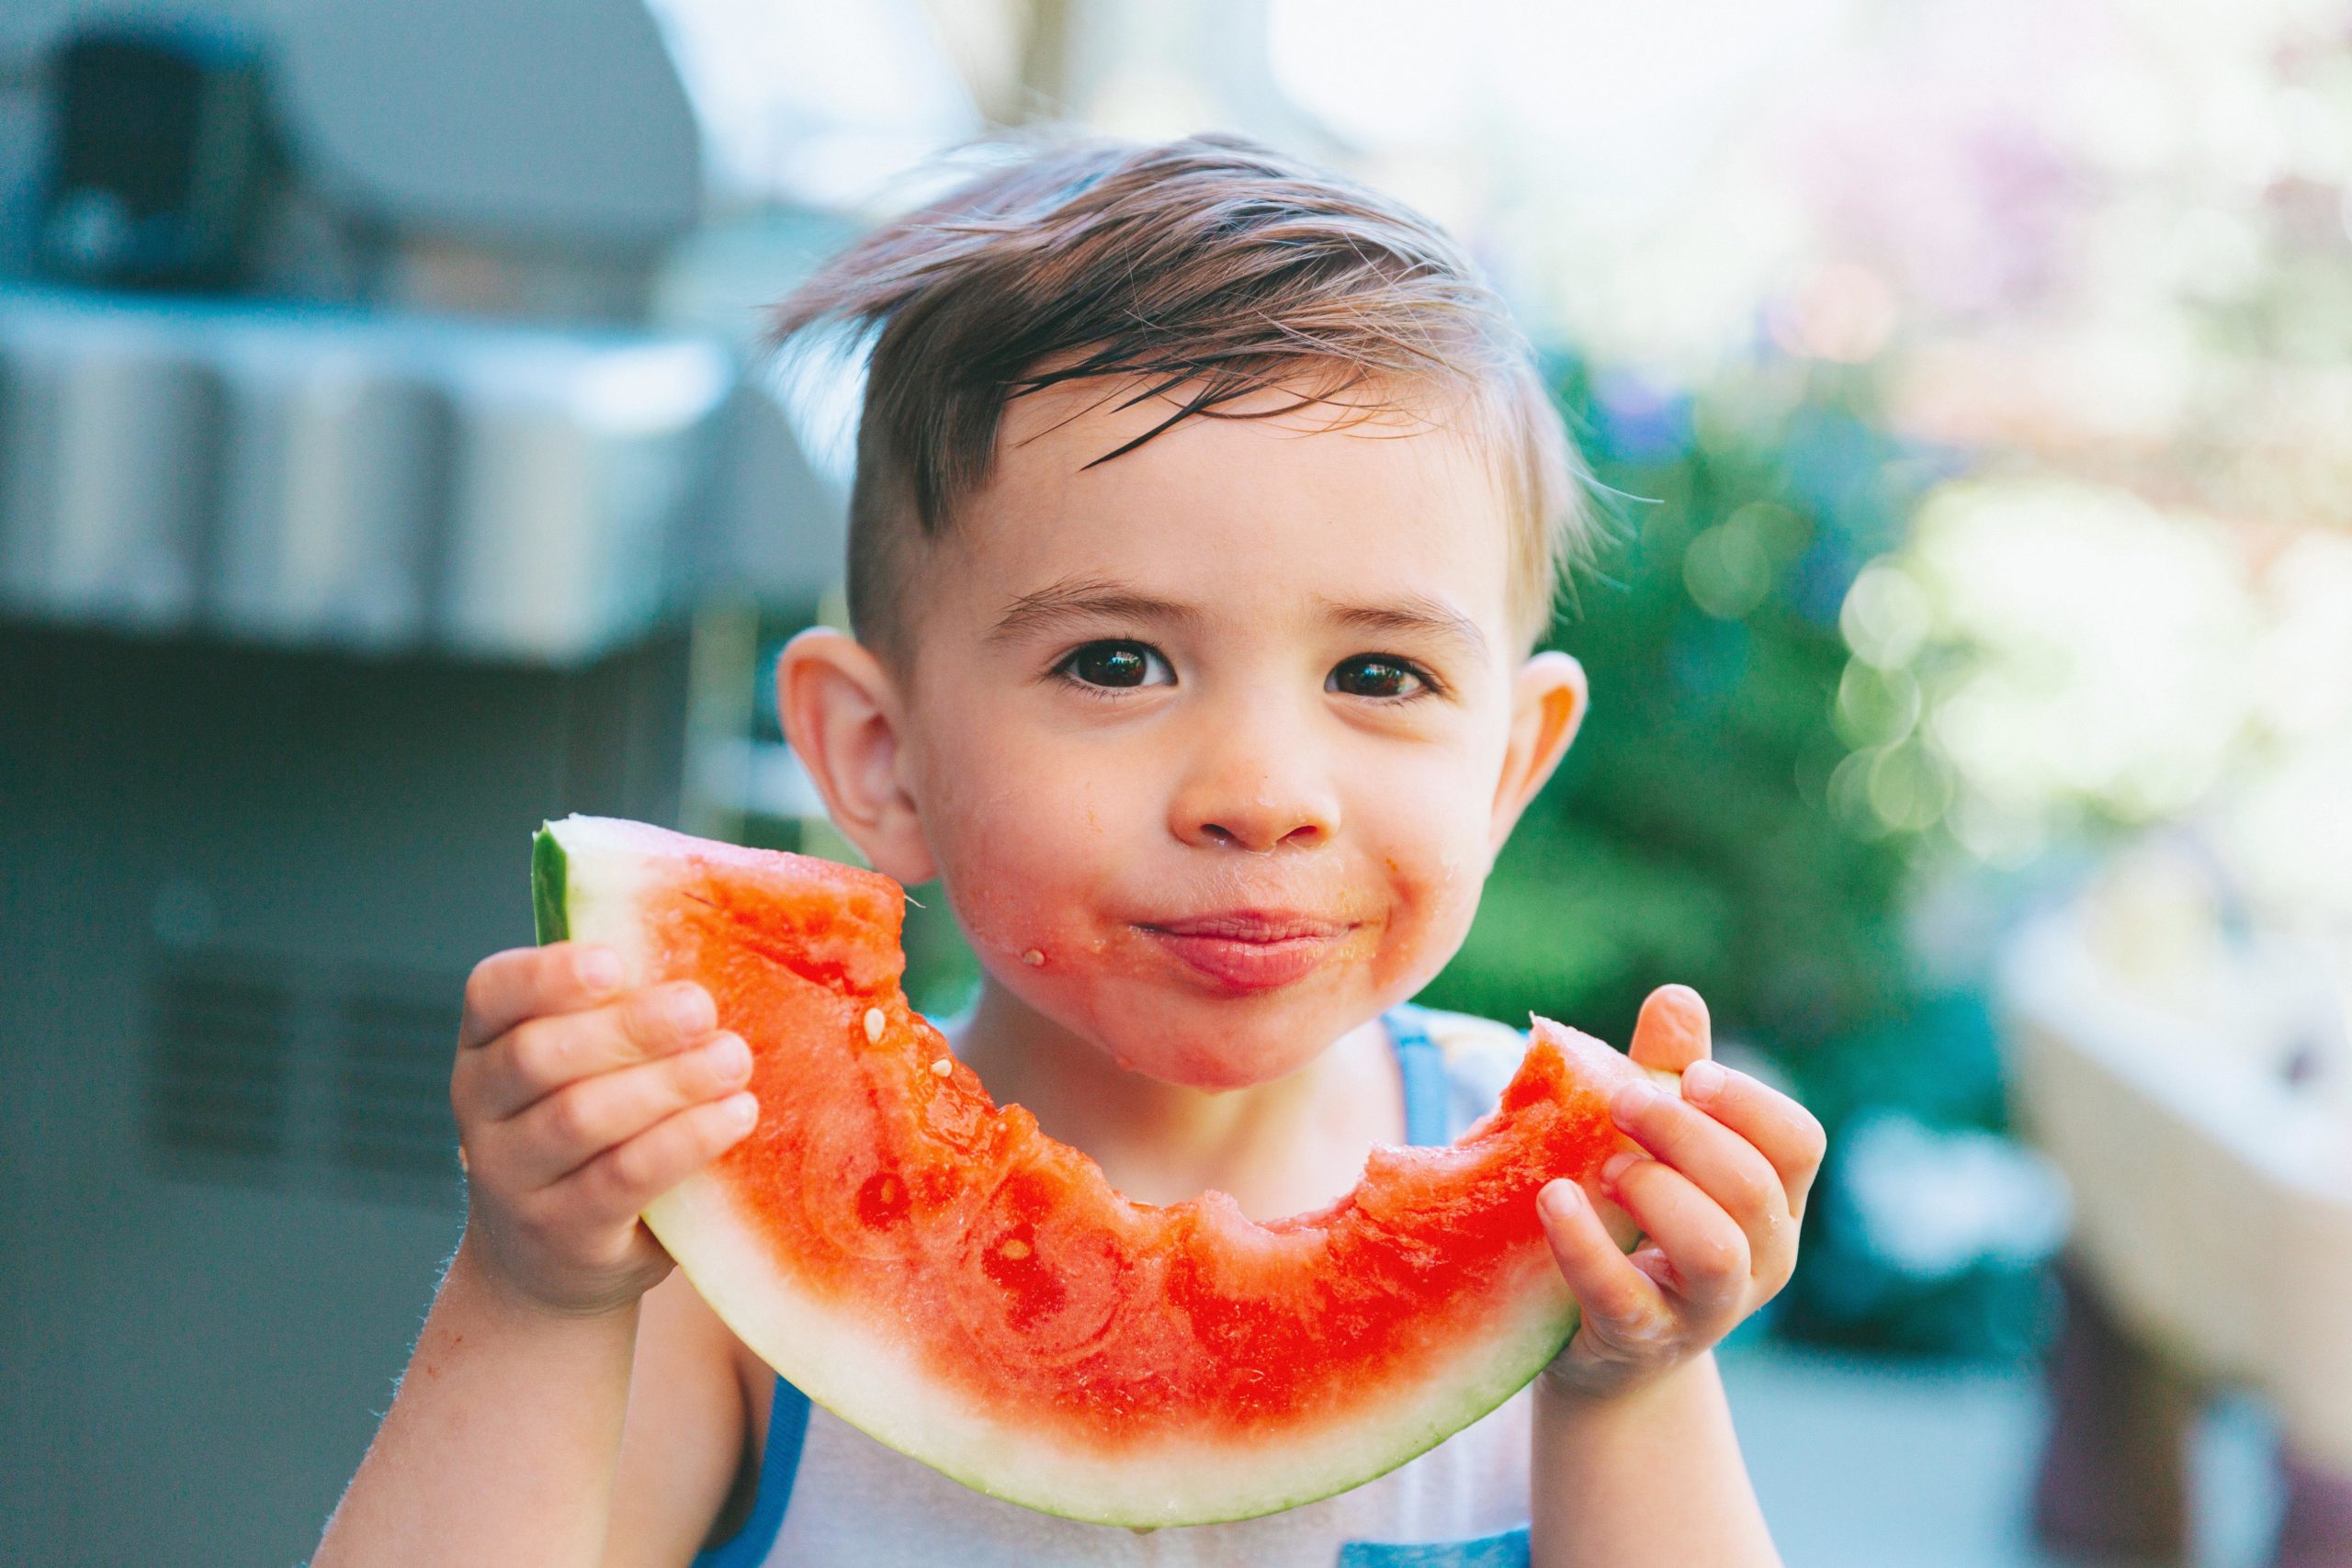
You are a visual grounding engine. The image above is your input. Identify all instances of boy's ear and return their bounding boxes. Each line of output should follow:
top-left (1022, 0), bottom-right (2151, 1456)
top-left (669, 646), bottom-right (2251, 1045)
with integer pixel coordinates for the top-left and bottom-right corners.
top-left (775, 628), bottom-right (938, 886)
top-left (1489, 650), bottom-right (1587, 850)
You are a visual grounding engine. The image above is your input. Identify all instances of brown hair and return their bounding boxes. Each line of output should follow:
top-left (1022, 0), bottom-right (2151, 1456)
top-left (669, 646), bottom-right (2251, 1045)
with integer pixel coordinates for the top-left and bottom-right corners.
top-left (768, 131), bottom-right (1589, 656)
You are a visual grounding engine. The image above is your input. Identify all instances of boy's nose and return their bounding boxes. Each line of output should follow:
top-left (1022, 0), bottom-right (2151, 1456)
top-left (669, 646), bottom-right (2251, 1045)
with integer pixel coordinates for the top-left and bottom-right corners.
top-left (1168, 724), bottom-right (1340, 853)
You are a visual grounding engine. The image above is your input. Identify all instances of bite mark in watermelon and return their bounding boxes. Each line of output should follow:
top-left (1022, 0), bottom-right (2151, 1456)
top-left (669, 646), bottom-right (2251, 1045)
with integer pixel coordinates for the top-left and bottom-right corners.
top-left (532, 814), bottom-right (1674, 1529)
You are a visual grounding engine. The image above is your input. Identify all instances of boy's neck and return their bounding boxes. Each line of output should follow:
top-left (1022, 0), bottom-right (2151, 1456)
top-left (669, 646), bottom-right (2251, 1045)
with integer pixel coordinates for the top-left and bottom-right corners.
top-left (946, 979), bottom-right (1407, 1221)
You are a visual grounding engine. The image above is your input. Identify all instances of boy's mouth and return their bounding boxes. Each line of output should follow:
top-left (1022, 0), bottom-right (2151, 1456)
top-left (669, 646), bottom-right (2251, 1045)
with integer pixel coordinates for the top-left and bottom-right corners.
top-left (1133, 910), bottom-right (1355, 994)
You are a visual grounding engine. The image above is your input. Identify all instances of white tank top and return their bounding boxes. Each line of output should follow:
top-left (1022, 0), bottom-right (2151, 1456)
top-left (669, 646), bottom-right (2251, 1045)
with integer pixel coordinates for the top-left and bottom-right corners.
top-left (695, 1007), bottom-right (1540, 1568)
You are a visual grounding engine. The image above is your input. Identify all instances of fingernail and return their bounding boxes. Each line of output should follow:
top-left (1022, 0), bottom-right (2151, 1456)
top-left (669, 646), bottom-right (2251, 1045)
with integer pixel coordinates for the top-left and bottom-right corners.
top-left (708, 1033), bottom-right (752, 1081)
top-left (1611, 1082), bottom-right (1657, 1122)
top-left (1540, 1180), bottom-right (1584, 1221)
top-left (1601, 1150), bottom-right (1639, 1185)
top-left (724, 1091), bottom-right (759, 1127)
top-left (578, 948), bottom-right (622, 991)
top-left (1682, 1060), bottom-right (1725, 1101)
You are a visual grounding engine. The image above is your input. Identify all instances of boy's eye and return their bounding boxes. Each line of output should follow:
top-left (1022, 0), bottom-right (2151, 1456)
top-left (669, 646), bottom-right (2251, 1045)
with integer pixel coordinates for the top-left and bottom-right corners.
top-left (1058, 640), bottom-right (1173, 690)
top-left (1328, 655), bottom-right (1429, 700)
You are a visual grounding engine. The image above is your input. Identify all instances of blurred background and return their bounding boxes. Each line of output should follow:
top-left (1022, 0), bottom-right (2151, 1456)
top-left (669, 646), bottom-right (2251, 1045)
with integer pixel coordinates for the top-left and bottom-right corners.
top-left (1, 2), bottom-right (2347, 1563)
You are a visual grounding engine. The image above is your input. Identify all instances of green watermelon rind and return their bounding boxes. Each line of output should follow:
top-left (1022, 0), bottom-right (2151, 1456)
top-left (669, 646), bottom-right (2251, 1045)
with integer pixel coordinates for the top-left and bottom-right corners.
top-left (530, 815), bottom-right (1592, 1529)
top-left (531, 825), bottom-right (569, 945)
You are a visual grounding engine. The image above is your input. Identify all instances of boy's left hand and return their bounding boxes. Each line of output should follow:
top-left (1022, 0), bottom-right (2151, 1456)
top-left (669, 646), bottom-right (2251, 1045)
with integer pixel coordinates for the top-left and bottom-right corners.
top-left (1535, 985), bottom-right (1826, 1400)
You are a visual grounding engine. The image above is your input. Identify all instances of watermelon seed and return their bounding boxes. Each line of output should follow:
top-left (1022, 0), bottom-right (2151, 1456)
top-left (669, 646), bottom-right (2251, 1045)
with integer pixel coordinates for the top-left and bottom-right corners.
top-left (931, 1057), bottom-right (954, 1077)
top-left (1022, 948), bottom-right (1045, 966)
top-left (864, 1008), bottom-right (885, 1043)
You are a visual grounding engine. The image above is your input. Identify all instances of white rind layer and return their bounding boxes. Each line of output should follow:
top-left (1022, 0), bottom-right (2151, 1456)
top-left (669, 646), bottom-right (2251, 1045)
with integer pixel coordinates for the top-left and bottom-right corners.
top-left (539, 815), bottom-right (1583, 1528)
top-left (539, 815), bottom-right (677, 977)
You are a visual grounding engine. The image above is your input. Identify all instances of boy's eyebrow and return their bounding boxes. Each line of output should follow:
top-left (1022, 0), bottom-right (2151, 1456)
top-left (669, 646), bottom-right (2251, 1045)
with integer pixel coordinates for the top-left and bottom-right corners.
top-left (987, 577), bottom-right (1204, 642)
top-left (1318, 594), bottom-right (1489, 660)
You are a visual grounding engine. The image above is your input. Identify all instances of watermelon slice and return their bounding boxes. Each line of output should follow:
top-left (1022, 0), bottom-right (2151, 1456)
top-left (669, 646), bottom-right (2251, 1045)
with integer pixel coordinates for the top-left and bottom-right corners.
top-left (532, 814), bottom-right (1673, 1529)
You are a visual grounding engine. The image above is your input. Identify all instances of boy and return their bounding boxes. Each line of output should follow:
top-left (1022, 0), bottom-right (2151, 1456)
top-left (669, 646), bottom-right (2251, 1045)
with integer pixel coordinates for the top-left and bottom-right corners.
top-left (317, 133), bottom-right (1823, 1567)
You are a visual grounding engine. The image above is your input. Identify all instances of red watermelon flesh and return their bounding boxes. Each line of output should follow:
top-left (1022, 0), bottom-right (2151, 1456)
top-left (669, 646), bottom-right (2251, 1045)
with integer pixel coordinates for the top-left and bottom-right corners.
top-left (533, 814), bottom-right (1672, 1528)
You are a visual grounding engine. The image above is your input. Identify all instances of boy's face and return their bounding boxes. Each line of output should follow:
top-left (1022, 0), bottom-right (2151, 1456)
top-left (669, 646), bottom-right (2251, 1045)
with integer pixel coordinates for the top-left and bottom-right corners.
top-left (786, 379), bottom-right (1583, 1090)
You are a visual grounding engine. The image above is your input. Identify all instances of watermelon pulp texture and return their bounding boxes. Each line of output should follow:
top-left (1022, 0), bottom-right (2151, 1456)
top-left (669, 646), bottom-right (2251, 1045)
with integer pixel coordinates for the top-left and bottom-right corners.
top-left (534, 815), bottom-right (1664, 1528)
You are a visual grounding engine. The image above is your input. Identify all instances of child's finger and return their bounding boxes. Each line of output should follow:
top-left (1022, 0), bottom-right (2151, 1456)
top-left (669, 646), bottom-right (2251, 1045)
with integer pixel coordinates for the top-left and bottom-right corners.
top-left (458, 942), bottom-right (624, 1050)
top-left (1609, 1080), bottom-right (1792, 1243)
top-left (1538, 1181), bottom-right (1671, 1343)
top-left (506, 1032), bottom-right (752, 1187)
top-left (1597, 1153), bottom-right (1753, 1313)
top-left (470, 982), bottom-right (720, 1121)
top-left (1678, 1064), bottom-right (1828, 1219)
top-left (559, 1091), bottom-right (761, 1226)
top-left (1626, 985), bottom-right (1711, 1073)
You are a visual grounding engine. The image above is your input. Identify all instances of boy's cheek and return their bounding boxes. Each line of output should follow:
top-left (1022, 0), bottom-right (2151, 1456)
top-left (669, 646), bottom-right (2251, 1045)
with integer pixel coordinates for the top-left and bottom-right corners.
top-left (1348, 779), bottom-right (1499, 976)
top-left (944, 872), bottom-right (1112, 983)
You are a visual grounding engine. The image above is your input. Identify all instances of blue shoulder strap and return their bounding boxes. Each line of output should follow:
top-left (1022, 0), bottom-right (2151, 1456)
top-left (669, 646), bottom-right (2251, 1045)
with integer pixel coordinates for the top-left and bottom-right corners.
top-left (1353, 1011), bottom-right (1535, 1566)
top-left (1340, 1526), bottom-right (1532, 1566)
top-left (1383, 1003), bottom-right (1452, 1148)
top-left (692, 1377), bottom-right (809, 1567)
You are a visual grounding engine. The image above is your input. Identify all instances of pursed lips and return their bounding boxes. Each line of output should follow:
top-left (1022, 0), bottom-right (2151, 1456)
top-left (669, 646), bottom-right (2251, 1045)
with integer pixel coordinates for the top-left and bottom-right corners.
top-left (1134, 909), bottom-right (1357, 993)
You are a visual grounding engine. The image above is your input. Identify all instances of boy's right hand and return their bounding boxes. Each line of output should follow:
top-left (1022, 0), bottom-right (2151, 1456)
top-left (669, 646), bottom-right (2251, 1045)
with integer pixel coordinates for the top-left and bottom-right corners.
top-left (448, 941), bottom-right (760, 1316)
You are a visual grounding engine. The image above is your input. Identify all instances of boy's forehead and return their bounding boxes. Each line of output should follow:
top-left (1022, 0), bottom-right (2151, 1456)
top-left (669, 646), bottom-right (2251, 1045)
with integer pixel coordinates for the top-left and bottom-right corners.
top-left (929, 376), bottom-right (1517, 636)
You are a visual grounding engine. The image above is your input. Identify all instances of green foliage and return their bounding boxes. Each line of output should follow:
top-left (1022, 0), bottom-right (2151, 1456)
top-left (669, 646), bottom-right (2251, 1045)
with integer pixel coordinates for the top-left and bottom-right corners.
top-left (1419, 359), bottom-right (1937, 1088)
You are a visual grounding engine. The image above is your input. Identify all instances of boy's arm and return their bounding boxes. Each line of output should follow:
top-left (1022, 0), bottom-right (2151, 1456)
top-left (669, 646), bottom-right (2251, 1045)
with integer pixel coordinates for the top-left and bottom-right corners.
top-left (317, 1257), bottom-right (748, 1568)
top-left (606, 1271), bottom-right (763, 1564)
top-left (1531, 1354), bottom-right (1776, 1567)
top-left (1528, 987), bottom-right (1823, 1568)
top-left (315, 944), bottom-right (759, 1568)
top-left (315, 1238), bottom-right (650, 1567)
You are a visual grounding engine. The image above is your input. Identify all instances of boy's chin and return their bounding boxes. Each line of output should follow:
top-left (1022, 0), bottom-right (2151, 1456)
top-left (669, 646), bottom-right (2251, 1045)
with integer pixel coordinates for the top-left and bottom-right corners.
top-left (1089, 993), bottom-right (1371, 1092)
top-left (972, 950), bottom-right (1407, 1091)
top-left (1116, 1044), bottom-right (1312, 1093)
